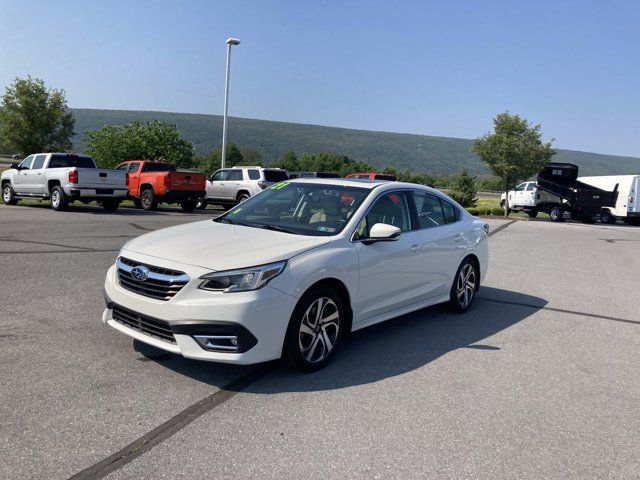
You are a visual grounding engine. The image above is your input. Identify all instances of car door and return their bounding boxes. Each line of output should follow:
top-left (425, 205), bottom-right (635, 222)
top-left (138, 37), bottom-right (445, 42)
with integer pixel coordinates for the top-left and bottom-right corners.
top-left (353, 191), bottom-right (430, 322)
top-left (127, 162), bottom-right (141, 195)
top-left (206, 170), bottom-right (230, 200)
top-left (409, 190), bottom-right (468, 298)
top-left (525, 182), bottom-right (537, 206)
top-left (224, 169), bottom-right (244, 200)
top-left (511, 182), bottom-right (527, 207)
top-left (23, 154), bottom-right (47, 194)
top-left (13, 155), bottom-right (34, 194)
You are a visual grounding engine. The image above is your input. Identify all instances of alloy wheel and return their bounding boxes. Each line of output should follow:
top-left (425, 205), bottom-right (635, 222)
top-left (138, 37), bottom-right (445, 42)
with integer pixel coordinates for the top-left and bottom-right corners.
top-left (298, 297), bottom-right (340, 363)
top-left (51, 189), bottom-right (60, 208)
top-left (456, 263), bottom-right (476, 309)
top-left (3, 186), bottom-right (11, 203)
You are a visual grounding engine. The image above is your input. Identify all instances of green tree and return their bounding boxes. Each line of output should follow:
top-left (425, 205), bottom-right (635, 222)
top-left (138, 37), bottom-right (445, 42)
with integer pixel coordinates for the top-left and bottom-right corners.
top-left (85, 120), bottom-right (194, 168)
top-left (196, 143), bottom-right (245, 174)
top-left (448, 166), bottom-right (478, 207)
top-left (273, 151), bottom-right (300, 171)
top-left (0, 76), bottom-right (75, 155)
top-left (223, 143), bottom-right (244, 167)
top-left (473, 112), bottom-right (555, 216)
top-left (240, 146), bottom-right (262, 165)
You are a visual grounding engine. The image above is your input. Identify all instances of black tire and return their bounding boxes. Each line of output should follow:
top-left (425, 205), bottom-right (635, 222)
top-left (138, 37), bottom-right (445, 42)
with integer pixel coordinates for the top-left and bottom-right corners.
top-left (527, 209), bottom-right (538, 218)
top-left (549, 206), bottom-right (564, 222)
top-left (448, 258), bottom-right (479, 313)
top-left (180, 200), bottom-right (196, 212)
top-left (102, 199), bottom-right (120, 212)
top-left (600, 210), bottom-right (615, 224)
top-left (50, 185), bottom-right (68, 211)
top-left (282, 287), bottom-right (345, 372)
top-left (140, 189), bottom-right (157, 211)
top-left (2, 183), bottom-right (18, 205)
top-left (196, 198), bottom-right (207, 210)
top-left (236, 192), bottom-right (250, 204)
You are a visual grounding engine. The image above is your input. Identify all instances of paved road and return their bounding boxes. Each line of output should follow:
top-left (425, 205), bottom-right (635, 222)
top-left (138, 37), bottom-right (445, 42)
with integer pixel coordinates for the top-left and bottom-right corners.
top-left (1, 204), bottom-right (639, 479)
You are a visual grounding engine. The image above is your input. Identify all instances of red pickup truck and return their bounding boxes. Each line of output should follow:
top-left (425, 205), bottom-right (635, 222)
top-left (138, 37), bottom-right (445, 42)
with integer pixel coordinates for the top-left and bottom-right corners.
top-left (116, 161), bottom-right (206, 211)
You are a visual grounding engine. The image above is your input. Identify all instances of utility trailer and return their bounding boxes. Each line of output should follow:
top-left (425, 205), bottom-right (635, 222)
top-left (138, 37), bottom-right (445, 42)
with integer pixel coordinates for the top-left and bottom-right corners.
top-left (536, 162), bottom-right (619, 223)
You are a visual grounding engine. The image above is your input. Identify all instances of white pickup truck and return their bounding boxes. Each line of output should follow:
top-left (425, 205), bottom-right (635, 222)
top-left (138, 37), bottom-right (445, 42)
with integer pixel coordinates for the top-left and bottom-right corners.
top-left (500, 181), bottom-right (563, 218)
top-left (1, 153), bottom-right (128, 211)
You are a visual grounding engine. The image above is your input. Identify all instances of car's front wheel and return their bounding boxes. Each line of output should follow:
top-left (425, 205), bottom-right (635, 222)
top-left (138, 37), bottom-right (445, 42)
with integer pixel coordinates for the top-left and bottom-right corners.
top-left (2, 183), bottom-right (18, 205)
top-left (283, 287), bottom-right (344, 371)
top-left (449, 258), bottom-right (479, 313)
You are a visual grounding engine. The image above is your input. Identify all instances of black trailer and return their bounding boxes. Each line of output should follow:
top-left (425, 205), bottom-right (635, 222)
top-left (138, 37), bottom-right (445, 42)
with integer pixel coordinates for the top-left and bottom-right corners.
top-left (536, 163), bottom-right (619, 223)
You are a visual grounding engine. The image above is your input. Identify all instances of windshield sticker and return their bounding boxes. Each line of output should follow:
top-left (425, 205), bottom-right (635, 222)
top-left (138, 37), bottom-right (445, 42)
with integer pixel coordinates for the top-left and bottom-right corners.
top-left (270, 181), bottom-right (289, 190)
top-left (317, 226), bottom-right (336, 233)
top-left (230, 208), bottom-right (242, 214)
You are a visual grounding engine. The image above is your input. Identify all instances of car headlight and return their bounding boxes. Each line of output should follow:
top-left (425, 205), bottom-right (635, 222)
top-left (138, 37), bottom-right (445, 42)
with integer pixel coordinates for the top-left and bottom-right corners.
top-left (198, 261), bottom-right (286, 293)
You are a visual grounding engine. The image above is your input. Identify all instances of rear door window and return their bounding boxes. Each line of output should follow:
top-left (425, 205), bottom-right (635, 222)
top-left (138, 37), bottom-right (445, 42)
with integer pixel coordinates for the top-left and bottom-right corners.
top-left (227, 170), bottom-right (243, 181)
top-left (264, 170), bottom-right (289, 182)
top-left (248, 169), bottom-right (260, 180)
top-left (31, 155), bottom-right (46, 169)
top-left (410, 191), bottom-right (445, 228)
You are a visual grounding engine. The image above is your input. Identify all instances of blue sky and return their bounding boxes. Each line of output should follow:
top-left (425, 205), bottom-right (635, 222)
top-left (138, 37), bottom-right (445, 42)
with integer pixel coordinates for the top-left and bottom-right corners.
top-left (1, 0), bottom-right (639, 157)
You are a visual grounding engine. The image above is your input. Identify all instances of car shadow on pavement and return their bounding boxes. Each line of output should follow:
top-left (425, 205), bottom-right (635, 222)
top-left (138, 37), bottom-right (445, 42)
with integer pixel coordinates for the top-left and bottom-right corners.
top-left (10, 203), bottom-right (222, 216)
top-left (138, 287), bottom-right (547, 392)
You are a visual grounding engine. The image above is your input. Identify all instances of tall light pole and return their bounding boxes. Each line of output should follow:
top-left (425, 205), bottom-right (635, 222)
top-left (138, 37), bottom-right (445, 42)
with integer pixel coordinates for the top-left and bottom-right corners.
top-left (221, 37), bottom-right (240, 169)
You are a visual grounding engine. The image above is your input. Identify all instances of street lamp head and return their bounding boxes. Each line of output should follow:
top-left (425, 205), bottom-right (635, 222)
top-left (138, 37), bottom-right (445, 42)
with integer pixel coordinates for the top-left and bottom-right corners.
top-left (226, 38), bottom-right (241, 46)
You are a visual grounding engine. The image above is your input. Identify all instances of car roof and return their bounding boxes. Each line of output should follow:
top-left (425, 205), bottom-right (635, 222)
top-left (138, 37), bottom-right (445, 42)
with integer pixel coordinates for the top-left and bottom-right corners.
top-left (286, 177), bottom-right (441, 193)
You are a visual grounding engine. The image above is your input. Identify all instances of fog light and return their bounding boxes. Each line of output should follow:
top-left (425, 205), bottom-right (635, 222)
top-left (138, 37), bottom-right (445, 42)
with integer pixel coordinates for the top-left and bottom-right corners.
top-left (193, 335), bottom-right (239, 352)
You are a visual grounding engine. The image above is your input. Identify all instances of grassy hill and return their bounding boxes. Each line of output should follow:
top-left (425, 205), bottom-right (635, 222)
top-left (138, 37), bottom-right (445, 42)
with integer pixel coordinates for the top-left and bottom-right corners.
top-left (70, 108), bottom-right (640, 176)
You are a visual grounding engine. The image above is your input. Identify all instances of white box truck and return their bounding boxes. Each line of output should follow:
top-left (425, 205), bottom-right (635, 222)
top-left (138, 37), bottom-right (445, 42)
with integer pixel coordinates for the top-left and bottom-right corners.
top-left (578, 175), bottom-right (640, 225)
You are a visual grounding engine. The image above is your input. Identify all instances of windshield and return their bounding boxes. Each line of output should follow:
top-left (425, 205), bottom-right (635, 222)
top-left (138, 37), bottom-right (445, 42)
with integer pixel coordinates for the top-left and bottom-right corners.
top-left (216, 182), bottom-right (370, 236)
top-left (48, 154), bottom-right (96, 169)
top-left (142, 163), bottom-right (176, 172)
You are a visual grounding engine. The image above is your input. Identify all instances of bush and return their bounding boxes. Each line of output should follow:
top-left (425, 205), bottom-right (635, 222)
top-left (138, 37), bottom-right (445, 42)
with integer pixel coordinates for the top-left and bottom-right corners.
top-left (448, 167), bottom-right (478, 208)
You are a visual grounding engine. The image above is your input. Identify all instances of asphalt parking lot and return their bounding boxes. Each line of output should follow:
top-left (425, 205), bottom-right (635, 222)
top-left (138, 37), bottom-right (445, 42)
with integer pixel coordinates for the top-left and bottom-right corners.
top-left (1, 203), bottom-right (639, 479)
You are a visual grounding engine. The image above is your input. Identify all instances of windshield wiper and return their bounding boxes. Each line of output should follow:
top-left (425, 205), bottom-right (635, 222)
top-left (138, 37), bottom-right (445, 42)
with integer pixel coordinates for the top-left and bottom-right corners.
top-left (215, 217), bottom-right (253, 227)
top-left (260, 224), bottom-right (298, 234)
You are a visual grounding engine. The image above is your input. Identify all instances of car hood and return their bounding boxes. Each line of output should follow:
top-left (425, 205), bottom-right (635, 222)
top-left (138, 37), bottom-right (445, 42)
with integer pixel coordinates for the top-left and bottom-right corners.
top-left (123, 220), bottom-right (331, 271)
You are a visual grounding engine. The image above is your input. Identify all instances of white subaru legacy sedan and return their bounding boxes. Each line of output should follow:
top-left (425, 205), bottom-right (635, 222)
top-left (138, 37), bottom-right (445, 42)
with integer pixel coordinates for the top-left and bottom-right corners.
top-left (103, 179), bottom-right (488, 370)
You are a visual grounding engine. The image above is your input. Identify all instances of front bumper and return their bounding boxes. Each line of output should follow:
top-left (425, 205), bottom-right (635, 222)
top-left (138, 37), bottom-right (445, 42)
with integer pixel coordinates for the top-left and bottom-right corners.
top-left (102, 263), bottom-right (297, 365)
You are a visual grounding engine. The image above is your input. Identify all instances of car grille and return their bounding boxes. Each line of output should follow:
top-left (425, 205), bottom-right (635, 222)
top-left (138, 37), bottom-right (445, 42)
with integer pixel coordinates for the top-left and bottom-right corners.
top-left (112, 305), bottom-right (176, 344)
top-left (117, 257), bottom-right (190, 301)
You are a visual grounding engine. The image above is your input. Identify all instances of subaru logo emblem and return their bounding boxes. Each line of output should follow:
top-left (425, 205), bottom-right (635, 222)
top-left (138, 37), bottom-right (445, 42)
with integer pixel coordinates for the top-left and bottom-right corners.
top-left (131, 265), bottom-right (150, 281)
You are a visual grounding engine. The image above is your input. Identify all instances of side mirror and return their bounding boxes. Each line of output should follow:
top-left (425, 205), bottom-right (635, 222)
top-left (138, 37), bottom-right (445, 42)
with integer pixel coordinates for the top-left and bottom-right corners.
top-left (366, 223), bottom-right (401, 243)
top-left (11, 162), bottom-right (20, 170)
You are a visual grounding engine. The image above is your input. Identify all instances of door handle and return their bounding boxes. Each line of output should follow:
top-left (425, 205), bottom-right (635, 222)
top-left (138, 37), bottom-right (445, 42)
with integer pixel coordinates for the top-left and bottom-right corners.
top-left (410, 244), bottom-right (421, 253)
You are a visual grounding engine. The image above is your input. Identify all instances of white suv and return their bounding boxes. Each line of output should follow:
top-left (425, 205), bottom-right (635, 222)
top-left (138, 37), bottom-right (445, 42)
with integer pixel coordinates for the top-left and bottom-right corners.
top-left (198, 166), bottom-right (288, 209)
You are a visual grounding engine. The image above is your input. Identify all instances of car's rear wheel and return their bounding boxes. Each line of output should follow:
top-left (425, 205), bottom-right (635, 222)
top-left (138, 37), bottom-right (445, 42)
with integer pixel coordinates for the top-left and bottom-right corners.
top-left (283, 287), bottom-right (344, 371)
top-left (600, 210), bottom-right (616, 224)
top-left (527, 209), bottom-right (538, 218)
top-left (449, 258), bottom-right (478, 313)
top-left (140, 189), bottom-right (157, 211)
top-left (549, 206), bottom-right (564, 222)
top-left (196, 198), bottom-right (207, 210)
top-left (236, 193), bottom-right (250, 205)
top-left (50, 186), bottom-right (68, 211)
top-left (2, 183), bottom-right (18, 205)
